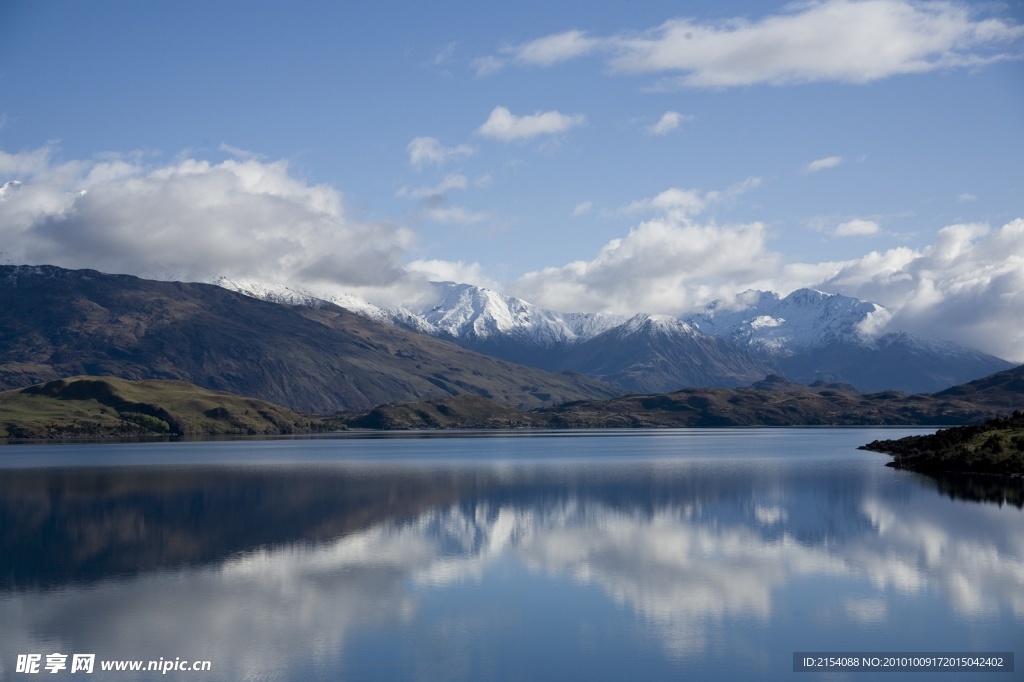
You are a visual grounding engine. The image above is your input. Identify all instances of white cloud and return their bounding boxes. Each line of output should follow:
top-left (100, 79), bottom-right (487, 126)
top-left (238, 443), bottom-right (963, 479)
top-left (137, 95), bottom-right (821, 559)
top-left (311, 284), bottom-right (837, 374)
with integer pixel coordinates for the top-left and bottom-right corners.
top-left (477, 106), bottom-right (585, 142)
top-left (648, 111), bottom-right (685, 135)
top-left (806, 155), bottom-right (844, 173)
top-left (0, 143), bottom-right (58, 177)
top-left (5, 147), bottom-right (1024, 363)
top-left (406, 259), bottom-right (501, 290)
top-left (396, 173), bottom-right (468, 200)
top-left (509, 176), bottom-right (1024, 361)
top-left (509, 217), bottom-right (780, 316)
top-left (0, 146), bottom-right (421, 301)
top-left (572, 200), bottom-right (593, 217)
top-left (958, 192), bottom-right (977, 202)
top-left (647, 109), bottom-right (688, 134)
top-left (478, 1), bottom-right (1024, 88)
top-left (834, 218), bottom-right (879, 237)
top-left (407, 136), bottom-right (475, 168)
top-left (623, 188), bottom-right (707, 219)
top-left (811, 220), bottom-right (1024, 361)
top-left (621, 178), bottom-right (761, 220)
top-left (475, 30), bottom-right (601, 75)
top-left (508, 29), bottom-right (602, 67)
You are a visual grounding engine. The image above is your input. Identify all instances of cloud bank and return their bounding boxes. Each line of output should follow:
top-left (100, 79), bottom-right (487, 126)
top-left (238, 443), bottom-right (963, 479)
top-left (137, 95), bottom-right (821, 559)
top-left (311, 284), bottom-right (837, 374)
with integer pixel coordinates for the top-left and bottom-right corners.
top-left (509, 187), bottom-right (1024, 361)
top-left (0, 145), bottom-right (452, 305)
top-left (3, 146), bottom-right (1024, 362)
top-left (479, 1), bottom-right (1023, 87)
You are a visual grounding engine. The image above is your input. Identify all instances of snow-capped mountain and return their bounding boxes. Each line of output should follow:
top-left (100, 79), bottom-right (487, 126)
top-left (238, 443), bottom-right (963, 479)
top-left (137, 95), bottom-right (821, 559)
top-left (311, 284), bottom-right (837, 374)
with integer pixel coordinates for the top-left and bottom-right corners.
top-left (407, 281), bottom-right (625, 345)
top-left (555, 313), bottom-right (778, 393)
top-left (214, 276), bottom-right (390, 321)
top-left (686, 288), bottom-right (887, 354)
top-left (213, 278), bottom-right (1012, 395)
top-left (213, 275), bottom-right (442, 335)
top-left (686, 289), bottom-right (1014, 393)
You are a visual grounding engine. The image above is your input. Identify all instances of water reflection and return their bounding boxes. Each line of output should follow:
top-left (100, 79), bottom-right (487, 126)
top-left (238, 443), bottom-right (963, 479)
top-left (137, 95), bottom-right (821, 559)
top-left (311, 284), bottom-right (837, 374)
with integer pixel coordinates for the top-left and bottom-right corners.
top-left (1, 448), bottom-right (1021, 680)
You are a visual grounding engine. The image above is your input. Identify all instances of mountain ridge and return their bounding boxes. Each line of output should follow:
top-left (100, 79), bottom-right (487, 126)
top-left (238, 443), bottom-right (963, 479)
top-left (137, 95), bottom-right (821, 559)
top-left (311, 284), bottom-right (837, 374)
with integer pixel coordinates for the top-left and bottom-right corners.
top-left (0, 265), bottom-right (619, 413)
top-left (213, 277), bottom-right (1013, 394)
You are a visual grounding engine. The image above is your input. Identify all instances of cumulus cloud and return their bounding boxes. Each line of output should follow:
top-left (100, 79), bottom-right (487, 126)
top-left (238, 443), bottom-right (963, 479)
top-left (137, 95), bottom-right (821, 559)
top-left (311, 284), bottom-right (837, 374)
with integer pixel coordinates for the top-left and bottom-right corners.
top-left (622, 187), bottom-right (706, 218)
top-left (812, 221), bottom-right (1024, 361)
top-left (508, 177), bottom-right (1024, 361)
top-left (476, 1), bottom-right (1023, 87)
top-left (834, 218), bottom-right (880, 237)
top-left (806, 155), bottom-right (844, 173)
top-left (407, 136), bottom-right (475, 168)
top-left (621, 178), bottom-right (762, 220)
top-left (0, 143), bottom-right (58, 177)
top-left (509, 217), bottom-right (780, 315)
top-left (647, 111), bottom-right (686, 135)
top-left (508, 182), bottom-right (775, 314)
top-left (477, 106), bottom-right (585, 141)
top-left (5, 147), bottom-right (1024, 362)
top-left (0, 145), bottom-right (424, 304)
top-left (406, 259), bottom-right (501, 290)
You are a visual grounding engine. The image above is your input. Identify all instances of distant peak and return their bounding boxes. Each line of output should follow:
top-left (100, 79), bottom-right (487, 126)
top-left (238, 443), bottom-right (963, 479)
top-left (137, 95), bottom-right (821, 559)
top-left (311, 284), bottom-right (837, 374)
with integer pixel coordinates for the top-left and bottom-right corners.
top-left (623, 313), bottom-right (696, 336)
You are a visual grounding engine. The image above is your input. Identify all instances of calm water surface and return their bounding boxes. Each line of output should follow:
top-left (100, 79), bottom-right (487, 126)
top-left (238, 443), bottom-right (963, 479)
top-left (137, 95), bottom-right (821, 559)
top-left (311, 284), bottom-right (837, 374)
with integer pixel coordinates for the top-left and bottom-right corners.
top-left (1, 429), bottom-right (1021, 681)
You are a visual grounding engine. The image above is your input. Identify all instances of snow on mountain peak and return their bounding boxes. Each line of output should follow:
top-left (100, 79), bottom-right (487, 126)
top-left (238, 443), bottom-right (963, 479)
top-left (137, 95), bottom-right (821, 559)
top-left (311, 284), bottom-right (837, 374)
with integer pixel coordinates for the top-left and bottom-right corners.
top-left (213, 276), bottom-right (395, 324)
top-left (621, 313), bottom-right (697, 336)
top-left (0, 180), bottom-right (24, 199)
top-left (410, 281), bottom-right (623, 344)
top-left (686, 288), bottom-right (887, 354)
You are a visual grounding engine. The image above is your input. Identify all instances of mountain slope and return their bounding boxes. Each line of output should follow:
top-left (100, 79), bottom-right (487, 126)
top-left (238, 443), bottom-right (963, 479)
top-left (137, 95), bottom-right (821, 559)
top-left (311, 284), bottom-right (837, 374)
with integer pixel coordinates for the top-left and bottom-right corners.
top-left (688, 289), bottom-right (1013, 392)
top-left (933, 364), bottom-right (1024, 408)
top-left (0, 376), bottom-right (323, 438)
top-left (399, 285), bottom-right (780, 391)
top-left (554, 314), bottom-right (779, 393)
top-left (334, 373), bottom-right (1011, 429)
top-left (213, 278), bottom-right (1012, 395)
top-left (0, 265), bottom-right (618, 412)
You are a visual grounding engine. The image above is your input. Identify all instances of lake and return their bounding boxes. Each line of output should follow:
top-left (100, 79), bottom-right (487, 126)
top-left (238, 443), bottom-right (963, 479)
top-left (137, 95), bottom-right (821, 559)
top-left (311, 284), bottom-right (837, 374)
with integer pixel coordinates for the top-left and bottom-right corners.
top-left (1, 429), bottom-right (1021, 681)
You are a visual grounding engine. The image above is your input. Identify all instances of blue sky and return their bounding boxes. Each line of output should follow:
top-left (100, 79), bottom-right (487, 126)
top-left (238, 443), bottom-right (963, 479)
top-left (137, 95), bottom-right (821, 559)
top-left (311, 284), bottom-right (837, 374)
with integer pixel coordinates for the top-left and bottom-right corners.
top-left (2, 1), bottom-right (1023, 359)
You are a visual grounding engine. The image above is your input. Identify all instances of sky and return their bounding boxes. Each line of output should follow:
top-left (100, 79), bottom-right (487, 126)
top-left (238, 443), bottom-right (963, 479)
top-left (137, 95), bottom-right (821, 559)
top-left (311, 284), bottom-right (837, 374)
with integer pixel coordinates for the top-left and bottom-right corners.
top-left (1, 0), bottom-right (1023, 360)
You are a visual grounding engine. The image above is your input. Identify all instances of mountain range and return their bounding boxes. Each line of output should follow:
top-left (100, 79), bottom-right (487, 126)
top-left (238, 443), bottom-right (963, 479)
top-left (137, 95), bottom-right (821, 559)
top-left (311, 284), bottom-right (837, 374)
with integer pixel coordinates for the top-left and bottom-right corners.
top-left (1, 264), bottom-right (1016, 414)
top-left (219, 276), bottom-right (1014, 395)
top-left (0, 265), bottom-right (616, 413)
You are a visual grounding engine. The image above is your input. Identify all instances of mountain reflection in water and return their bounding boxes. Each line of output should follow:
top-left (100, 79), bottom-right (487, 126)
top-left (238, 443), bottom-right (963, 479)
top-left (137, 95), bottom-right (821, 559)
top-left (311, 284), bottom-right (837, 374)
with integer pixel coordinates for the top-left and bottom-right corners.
top-left (1, 434), bottom-right (1021, 680)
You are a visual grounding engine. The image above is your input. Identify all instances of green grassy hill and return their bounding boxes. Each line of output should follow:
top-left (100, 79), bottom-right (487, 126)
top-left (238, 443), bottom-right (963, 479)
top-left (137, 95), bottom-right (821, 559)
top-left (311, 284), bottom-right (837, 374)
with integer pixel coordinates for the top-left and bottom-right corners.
top-left (0, 376), bottom-right (324, 439)
top-left (861, 411), bottom-right (1024, 476)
